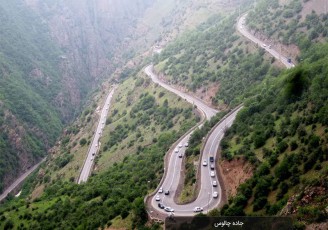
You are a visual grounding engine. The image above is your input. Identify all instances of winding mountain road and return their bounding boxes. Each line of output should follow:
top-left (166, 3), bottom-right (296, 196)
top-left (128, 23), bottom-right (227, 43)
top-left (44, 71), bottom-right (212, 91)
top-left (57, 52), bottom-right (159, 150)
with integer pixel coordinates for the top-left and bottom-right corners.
top-left (144, 11), bottom-right (295, 218)
top-left (237, 14), bottom-right (295, 69)
top-left (145, 66), bottom-right (218, 119)
top-left (145, 65), bottom-right (242, 217)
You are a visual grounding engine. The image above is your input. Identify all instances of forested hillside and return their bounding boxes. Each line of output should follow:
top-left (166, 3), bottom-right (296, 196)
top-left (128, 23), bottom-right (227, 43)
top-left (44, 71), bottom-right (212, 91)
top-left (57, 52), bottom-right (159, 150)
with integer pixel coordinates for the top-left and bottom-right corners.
top-left (26, 68), bottom-right (198, 186)
top-left (219, 42), bottom-right (328, 228)
top-left (247, 0), bottom-right (328, 55)
top-left (0, 0), bottom-right (243, 195)
top-left (154, 0), bottom-right (278, 107)
top-left (153, 0), bottom-right (327, 226)
top-left (0, 0), bottom-right (327, 229)
top-left (0, 0), bottom-right (65, 192)
top-left (0, 69), bottom-right (198, 229)
top-left (0, 0), bottom-right (157, 194)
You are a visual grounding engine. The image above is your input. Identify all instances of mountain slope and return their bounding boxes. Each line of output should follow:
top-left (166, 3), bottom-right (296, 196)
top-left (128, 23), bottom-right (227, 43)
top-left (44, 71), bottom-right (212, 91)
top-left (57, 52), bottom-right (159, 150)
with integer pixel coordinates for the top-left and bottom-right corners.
top-left (0, 0), bottom-right (327, 229)
top-left (0, 68), bottom-right (198, 229)
top-left (0, 0), bottom-right (65, 192)
top-left (219, 43), bottom-right (328, 227)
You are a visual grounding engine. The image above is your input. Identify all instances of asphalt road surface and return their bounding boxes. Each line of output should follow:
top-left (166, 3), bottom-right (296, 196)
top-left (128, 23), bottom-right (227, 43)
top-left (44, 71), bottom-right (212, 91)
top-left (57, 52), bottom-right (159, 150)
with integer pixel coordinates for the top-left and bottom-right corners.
top-left (145, 65), bottom-right (242, 216)
top-left (149, 107), bottom-right (242, 216)
top-left (237, 13), bottom-right (295, 69)
top-left (0, 158), bottom-right (46, 202)
top-left (145, 65), bottom-right (218, 119)
top-left (78, 85), bottom-right (117, 184)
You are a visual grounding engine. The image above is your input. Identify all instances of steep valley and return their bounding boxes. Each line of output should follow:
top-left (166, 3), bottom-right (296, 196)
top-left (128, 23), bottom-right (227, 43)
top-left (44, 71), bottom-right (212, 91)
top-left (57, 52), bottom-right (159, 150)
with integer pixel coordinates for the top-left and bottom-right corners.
top-left (0, 0), bottom-right (232, 196)
top-left (0, 0), bottom-right (327, 229)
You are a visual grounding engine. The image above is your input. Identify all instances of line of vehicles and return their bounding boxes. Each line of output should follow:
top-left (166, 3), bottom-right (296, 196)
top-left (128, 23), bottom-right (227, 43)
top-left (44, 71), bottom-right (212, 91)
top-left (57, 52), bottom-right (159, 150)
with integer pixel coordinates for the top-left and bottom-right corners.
top-left (203, 155), bottom-right (219, 197)
top-left (154, 151), bottom-right (219, 213)
top-left (174, 142), bottom-right (188, 158)
top-left (240, 15), bottom-right (294, 68)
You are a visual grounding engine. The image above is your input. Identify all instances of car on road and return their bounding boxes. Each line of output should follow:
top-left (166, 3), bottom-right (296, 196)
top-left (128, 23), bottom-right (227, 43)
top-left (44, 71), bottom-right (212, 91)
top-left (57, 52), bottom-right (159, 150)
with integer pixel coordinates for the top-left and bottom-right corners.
top-left (174, 148), bottom-right (179, 153)
top-left (209, 156), bottom-right (214, 162)
top-left (212, 180), bottom-right (217, 187)
top-left (213, 191), bottom-right (218, 198)
top-left (203, 160), bottom-right (207, 166)
top-left (164, 190), bottom-right (170, 195)
top-left (155, 195), bottom-right (160, 201)
top-left (158, 187), bottom-right (163, 193)
top-left (158, 203), bottom-right (165, 209)
top-left (193, 207), bottom-right (203, 212)
top-left (178, 144), bottom-right (183, 148)
top-left (185, 142), bottom-right (189, 147)
top-left (210, 171), bottom-right (215, 177)
top-left (92, 152), bottom-right (95, 156)
top-left (164, 207), bottom-right (174, 212)
top-left (210, 164), bottom-right (215, 170)
top-left (178, 153), bottom-right (183, 158)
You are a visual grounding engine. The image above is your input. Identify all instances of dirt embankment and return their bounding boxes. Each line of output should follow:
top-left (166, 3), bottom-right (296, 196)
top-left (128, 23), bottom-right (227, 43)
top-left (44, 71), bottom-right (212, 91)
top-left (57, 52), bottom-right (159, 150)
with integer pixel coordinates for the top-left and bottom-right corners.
top-left (219, 157), bottom-right (253, 198)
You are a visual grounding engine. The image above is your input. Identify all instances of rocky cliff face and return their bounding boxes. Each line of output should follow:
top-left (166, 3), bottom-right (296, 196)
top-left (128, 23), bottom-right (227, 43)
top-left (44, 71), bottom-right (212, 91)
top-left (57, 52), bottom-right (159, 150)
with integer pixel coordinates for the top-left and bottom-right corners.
top-left (24, 0), bottom-right (154, 80)
top-left (0, 0), bottom-right (157, 193)
top-left (1, 0), bottom-right (235, 194)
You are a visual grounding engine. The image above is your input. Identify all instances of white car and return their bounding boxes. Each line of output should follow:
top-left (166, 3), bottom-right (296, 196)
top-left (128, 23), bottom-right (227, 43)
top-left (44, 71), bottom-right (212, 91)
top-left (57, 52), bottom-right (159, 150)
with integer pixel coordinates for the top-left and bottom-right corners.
top-left (210, 171), bottom-right (215, 177)
top-left (202, 160), bottom-right (207, 166)
top-left (158, 187), bottom-right (163, 193)
top-left (185, 143), bottom-right (189, 147)
top-left (164, 207), bottom-right (174, 212)
top-left (178, 153), bottom-right (183, 158)
top-left (178, 144), bottom-right (183, 148)
top-left (193, 207), bottom-right (203, 212)
top-left (155, 195), bottom-right (160, 201)
top-left (212, 181), bottom-right (217, 187)
top-left (174, 148), bottom-right (179, 153)
top-left (213, 192), bottom-right (218, 198)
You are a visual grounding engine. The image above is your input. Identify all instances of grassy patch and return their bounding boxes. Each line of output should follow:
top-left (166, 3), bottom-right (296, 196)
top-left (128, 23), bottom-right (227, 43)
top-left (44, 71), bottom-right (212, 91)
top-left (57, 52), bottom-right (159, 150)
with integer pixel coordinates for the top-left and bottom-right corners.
top-left (96, 72), bottom-right (197, 172)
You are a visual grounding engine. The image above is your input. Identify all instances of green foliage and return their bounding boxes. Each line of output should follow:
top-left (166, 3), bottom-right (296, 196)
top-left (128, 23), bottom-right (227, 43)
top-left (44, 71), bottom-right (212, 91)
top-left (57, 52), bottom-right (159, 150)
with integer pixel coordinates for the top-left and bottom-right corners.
top-left (79, 138), bottom-right (87, 146)
top-left (0, 129), bottom-right (185, 229)
top-left (0, 0), bottom-right (79, 191)
top-left (247, 0), bottom-right (328, 48)
top-left (186, 111), bottom-right (227, 157)
top-left (284, 66), bottom-right (309, 102)
top-left (103, 89), bottom-right (194, 151)
top-left (3, 219), bottom-right (14, 230)
top-left (156, 12), bottom-right (273, 106)
top-left (54, 154), bottom-right (73, 169)
top-left (222, 43), bottom-right (328, 216)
